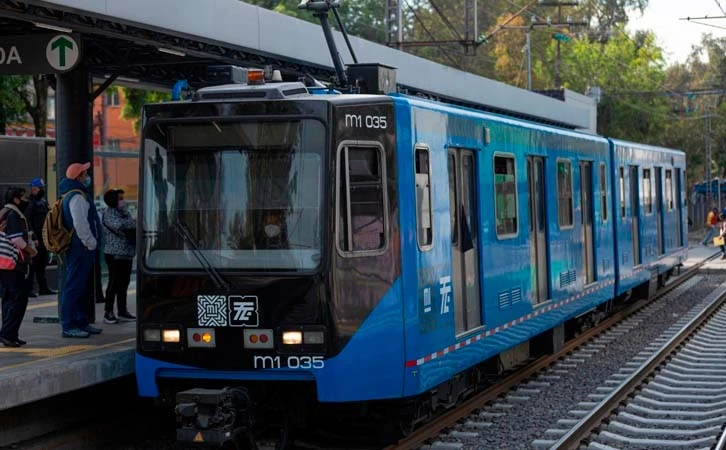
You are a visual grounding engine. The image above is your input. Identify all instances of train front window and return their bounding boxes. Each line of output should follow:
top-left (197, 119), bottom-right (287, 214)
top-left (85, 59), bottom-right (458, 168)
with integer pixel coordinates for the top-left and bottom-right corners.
top-left (142, 119), bottom-right (325, 271)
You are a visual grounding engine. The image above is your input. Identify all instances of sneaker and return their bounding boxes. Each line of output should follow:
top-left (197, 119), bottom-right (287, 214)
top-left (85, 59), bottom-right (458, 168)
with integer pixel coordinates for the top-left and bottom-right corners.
top-left (0, 336), bottom-right (20, 347)
top-left (81, 324), bottom-right (103, 335)
top-left (104, 313), bottom-right (119, 324)
top-left (39, 288), bottom-right (57, 295)
top-left (62, 328), bottom-right (90, 338)
top-left (118, 312), bottom-right (136, 321)
top-left (15, 339), bottom-right (26, 346)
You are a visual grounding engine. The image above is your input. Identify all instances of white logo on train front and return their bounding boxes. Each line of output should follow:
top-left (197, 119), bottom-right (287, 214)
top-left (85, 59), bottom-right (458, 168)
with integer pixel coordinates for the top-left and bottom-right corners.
top-left (197, 295), bottom-right (228, 326)
top-left (229, 295), bottom-right (259, 327)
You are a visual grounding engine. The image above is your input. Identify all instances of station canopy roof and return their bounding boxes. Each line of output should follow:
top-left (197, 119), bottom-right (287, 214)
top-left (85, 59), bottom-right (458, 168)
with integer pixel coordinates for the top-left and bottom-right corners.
top-left (0, 0), bottom-right (594, 130)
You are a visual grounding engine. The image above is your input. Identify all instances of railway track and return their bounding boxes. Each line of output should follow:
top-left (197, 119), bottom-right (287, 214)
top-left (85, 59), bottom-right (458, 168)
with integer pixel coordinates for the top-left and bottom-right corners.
top-left (385, 253), bottom-right (721, 450)
top-left (544, 280), bottom-right (726, 449)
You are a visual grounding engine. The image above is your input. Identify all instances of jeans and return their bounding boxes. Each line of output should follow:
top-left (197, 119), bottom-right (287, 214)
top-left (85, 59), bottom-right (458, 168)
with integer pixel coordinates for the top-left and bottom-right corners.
top-left (60, 244), bottom-right (95, 332)
top-left (703, 225), bottom-right (717, 245)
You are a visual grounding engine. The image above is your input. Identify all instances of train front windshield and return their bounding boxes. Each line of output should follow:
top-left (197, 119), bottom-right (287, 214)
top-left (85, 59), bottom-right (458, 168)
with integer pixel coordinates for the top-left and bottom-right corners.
top-left (141, 119), bottom-right (326, 271)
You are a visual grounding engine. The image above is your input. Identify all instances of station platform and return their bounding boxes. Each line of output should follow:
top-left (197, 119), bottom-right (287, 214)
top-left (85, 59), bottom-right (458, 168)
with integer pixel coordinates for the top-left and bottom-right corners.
top-left (0, 239), bottom-right (722, 414)
top-left (0, 282), bottom-right (136, 412)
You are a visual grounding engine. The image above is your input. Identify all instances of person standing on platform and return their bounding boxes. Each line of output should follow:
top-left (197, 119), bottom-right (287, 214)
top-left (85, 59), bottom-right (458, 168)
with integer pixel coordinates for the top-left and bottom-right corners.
top-left (101, 189), bottom-right (136, 324)
top-left (59, 162), bottom-right (102, 338)
top-left (0, 188), bottom-right (36, 347)
top-left (702, 207), bottom-right (719, 246)
top-left (24, 178), bottom-right (56, 297)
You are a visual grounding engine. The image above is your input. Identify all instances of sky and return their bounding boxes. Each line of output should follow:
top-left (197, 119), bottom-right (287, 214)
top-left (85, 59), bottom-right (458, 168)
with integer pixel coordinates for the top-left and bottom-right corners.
top-left (627, 0), bottom-right (726, 65)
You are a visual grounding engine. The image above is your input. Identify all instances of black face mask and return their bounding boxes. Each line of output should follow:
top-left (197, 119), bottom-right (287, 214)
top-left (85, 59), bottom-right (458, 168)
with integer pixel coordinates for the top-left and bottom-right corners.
top-left (35, 189), bottom-right (45, 199)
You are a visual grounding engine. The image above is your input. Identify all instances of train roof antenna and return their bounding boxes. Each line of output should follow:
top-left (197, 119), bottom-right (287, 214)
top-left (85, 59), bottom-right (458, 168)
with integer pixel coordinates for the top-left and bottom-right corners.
top-left (298, 0), bottom-right (357, 88)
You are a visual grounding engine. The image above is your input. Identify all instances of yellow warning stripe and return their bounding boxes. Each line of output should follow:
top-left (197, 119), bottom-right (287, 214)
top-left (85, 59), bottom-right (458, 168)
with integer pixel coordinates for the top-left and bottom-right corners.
top-left (0, 337), bottom-right (135, 372)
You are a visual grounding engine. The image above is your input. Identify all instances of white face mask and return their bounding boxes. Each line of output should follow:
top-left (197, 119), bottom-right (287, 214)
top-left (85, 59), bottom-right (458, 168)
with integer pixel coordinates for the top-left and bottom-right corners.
top-left (264, 224), bottom-right (281, 238)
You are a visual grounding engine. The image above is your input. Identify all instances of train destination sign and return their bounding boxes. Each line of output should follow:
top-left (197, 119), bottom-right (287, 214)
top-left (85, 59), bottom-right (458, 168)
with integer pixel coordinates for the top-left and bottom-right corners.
top-left (0, 34), bottom-right (82, 74)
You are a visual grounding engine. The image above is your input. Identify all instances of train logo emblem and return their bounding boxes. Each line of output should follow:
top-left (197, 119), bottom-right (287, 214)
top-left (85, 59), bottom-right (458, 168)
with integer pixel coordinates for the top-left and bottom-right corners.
top-left (229, 296), bottom-right (259, 327)
top-left (197, 295), bottom-right (228, 326)
top-left (196, 295), bottom-right (259, 327)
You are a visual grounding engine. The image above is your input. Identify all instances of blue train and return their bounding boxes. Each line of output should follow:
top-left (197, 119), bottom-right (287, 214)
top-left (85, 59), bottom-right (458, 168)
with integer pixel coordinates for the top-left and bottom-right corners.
top-left (133, 63), bottom-right (687, 445)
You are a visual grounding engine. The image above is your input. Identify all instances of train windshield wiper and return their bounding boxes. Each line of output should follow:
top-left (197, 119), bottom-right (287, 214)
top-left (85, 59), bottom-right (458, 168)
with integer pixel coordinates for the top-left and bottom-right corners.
top-left (172, 219), bottom-right (230, 291)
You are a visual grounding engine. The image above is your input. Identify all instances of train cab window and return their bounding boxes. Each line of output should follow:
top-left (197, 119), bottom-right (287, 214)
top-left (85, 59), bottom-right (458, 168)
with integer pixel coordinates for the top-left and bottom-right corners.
top-left (494, 154), bottom-right (518, 237)
top-left (600, 163), bottom-right (608, 222)
top-left (337, 143), bottom-right (388, 256)
top-left (415, 146), bottom-right (433, 249)
top-left (556, 160), bottom-right (574, 228)
top-left (619, 166), bottom-right (626, 218)
top-left (643, 169), bottom-right (652, 214)
top-left (665, 170), bottom-right (674, 210)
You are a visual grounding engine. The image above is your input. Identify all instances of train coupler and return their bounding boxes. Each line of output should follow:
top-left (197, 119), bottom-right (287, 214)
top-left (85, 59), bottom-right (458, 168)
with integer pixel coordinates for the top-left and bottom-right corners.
top-left (175, 387), bottom-right (255, 448)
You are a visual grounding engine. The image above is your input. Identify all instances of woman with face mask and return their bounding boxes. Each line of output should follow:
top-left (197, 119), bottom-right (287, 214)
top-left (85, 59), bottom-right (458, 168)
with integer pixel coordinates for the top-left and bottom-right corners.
top-left (101, 189), bottom-right (136, 324)
top-left (0, 187), bottom-right (37, 346)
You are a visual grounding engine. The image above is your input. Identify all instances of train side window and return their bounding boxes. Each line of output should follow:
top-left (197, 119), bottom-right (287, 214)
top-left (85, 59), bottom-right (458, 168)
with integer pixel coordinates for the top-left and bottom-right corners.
top-left (643, 169), bottom-right (652, 214)
top-left (448, 153), bottom-right (458, 245)
top-left (415, 146), bottom-right (433, 249)
top-left (619, 166), bottom-right (625, 218)
top-left (336, 142), bottom-right (388, 256)
top-left (494, 154), bottom-right (518, 238)
top-left (556, 159), bottom-right (574, 228)
top-left (600, 163), bottom-right (608, 222)
top-left (665, 169), bottom-right (673, 210)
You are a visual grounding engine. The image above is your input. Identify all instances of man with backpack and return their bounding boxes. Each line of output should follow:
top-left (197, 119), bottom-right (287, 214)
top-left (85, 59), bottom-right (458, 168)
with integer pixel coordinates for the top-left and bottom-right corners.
top-left (50, 162), bottom-right (103, 338)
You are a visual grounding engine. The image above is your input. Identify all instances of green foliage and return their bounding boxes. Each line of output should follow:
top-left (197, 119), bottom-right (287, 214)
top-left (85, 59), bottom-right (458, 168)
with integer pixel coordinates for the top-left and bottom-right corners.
top-left (0, 75), bottom-right (30, 133)
top-left (119, 87), bottom-right (171, 133)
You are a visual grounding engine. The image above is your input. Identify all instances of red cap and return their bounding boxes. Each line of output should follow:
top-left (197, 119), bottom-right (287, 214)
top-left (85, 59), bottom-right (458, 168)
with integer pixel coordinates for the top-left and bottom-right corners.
top-left (65, 162), bottom-right (91, 180)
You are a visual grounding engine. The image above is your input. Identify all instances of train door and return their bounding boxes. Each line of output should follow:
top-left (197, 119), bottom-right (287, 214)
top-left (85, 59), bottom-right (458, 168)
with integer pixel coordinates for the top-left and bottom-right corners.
top-left (579, 161), bottom-right (595, 284)
top-left (655, 167), bottom-right (664, 255)
top-left (448, 149), bottom-right (482, 335)
top-left (676, 168), bottom-right (684, 247)
top-left (527, 156), bottom-right (548, 303)
top-left (630, 166), bottom-right (641, 266)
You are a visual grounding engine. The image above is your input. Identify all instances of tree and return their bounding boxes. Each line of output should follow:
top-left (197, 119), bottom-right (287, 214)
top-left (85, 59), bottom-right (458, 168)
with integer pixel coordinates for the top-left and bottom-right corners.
top-left (119, 87), bottom-right (171, 133)
top-left (0, 76), bottom-right (27, 135)
top-left (0, 74), bottom-right (50, 137)
top-left (22, 75), bottom-right (51, 137)
top-left (578, 0), bottom-right (649, 42)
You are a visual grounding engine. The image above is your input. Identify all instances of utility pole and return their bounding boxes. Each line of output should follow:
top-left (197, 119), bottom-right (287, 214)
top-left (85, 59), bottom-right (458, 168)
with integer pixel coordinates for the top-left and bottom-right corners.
top-left (537, 1), bottom-right (581, 88)
top-left (706, 98), bottom-right (714, 207)
top-left (526, 30), bottom-right (532, 91)
top-left (386, 0), bottom-right (403, 50)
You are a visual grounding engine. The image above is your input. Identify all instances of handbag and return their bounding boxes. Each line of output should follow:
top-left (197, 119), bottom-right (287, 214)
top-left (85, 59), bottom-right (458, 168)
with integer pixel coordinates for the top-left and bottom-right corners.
top-left (714, 236), bottom-right (725, 246)
top-left (0, 232), bottom-right (18, 270)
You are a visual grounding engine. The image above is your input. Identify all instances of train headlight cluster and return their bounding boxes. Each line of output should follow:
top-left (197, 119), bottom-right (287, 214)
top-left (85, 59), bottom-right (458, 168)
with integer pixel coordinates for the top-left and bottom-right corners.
top-left (282, 331), bottom-right (303, 345)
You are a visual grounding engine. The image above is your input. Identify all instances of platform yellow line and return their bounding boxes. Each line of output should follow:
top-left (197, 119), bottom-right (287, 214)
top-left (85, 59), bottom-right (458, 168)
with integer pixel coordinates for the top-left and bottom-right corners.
top-left (27, 301), bottom-right (56, 311)
top-left (0, 337), bottom-right (135, 372)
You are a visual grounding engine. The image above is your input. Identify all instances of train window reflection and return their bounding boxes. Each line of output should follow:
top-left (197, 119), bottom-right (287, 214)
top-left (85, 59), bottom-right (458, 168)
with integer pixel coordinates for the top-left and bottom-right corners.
top-left (142, 119), bottom-right (325, 271)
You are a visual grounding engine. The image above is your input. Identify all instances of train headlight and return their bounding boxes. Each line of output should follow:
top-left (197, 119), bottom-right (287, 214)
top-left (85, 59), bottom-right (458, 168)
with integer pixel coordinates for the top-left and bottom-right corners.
top-left (282, 331), bottom-right (303, 345)
top-left (303, 331), bottom-right (324, 345)
top-left (162, 329), bottom-right (181, 343)
top-left (143, 328), bottom-right (161, 342)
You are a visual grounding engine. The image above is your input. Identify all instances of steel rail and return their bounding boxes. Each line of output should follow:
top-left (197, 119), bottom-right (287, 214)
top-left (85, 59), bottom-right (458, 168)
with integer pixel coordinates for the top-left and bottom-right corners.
top-left (549, 279), bottom-right (726, 449)
top-left (385, 251), bottom-right (719, 450)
